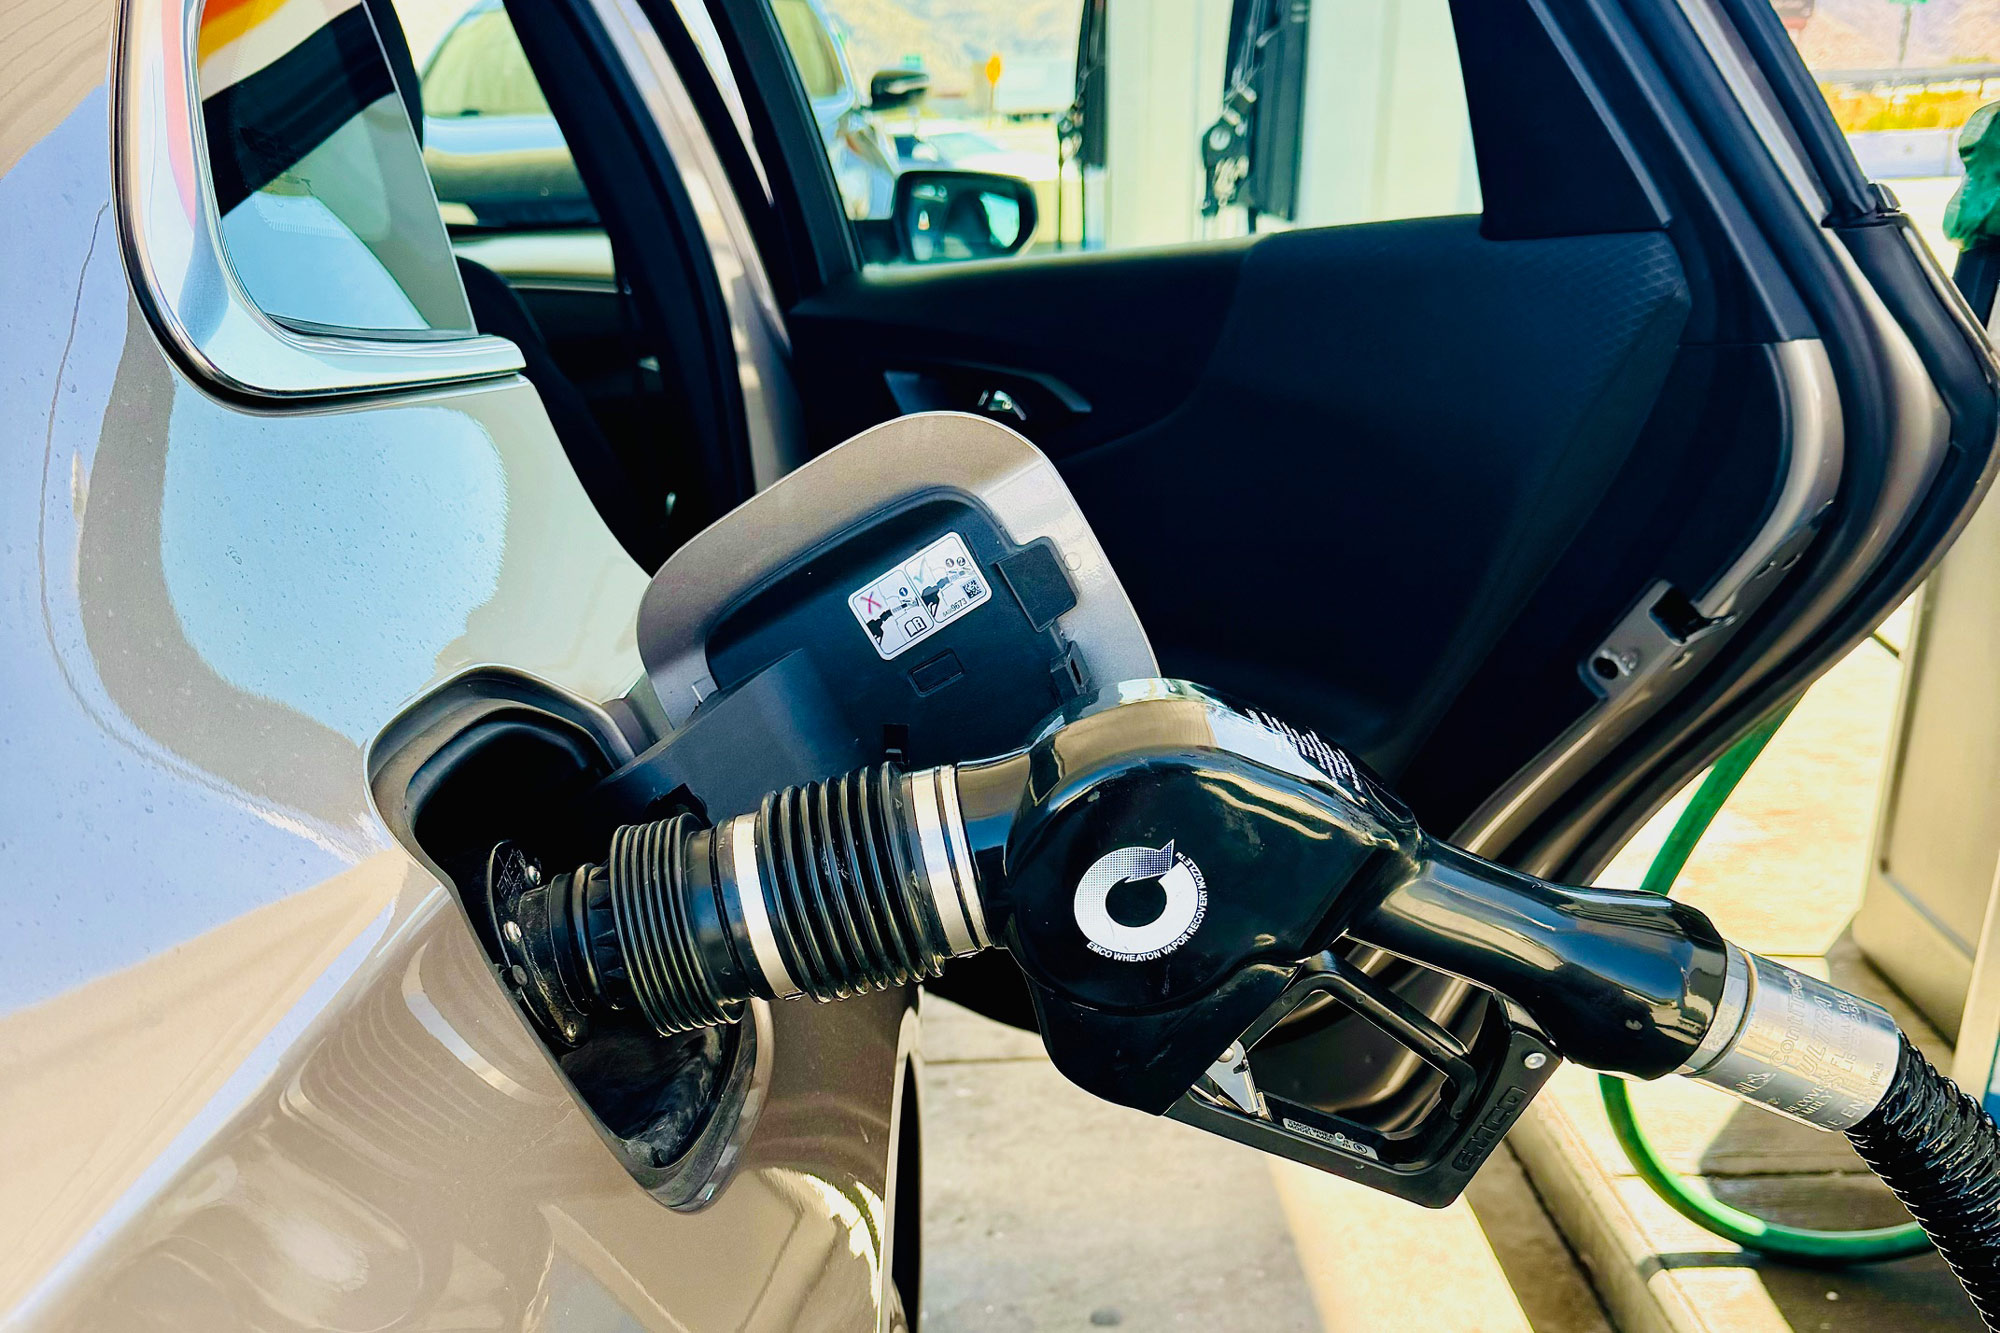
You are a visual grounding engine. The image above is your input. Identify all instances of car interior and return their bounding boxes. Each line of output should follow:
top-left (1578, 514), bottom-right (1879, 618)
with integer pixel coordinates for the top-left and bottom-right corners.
top-left (375, 0), bottom-right (1997, 1129)
top-left (367, 0), bottom-right (705, 573)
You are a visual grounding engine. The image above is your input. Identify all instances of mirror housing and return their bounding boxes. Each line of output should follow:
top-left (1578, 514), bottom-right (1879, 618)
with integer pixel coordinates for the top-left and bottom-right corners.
top-left (892, 169), bottom-right (1039, 264)
top-left (869, 68), bottom-right (930, 112)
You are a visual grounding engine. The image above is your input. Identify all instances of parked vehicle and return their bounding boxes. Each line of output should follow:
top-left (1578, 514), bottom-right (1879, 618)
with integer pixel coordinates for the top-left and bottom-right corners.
top-left (422, 0), bottom-right (918, 226)
top-left (893, 123), bottom-right (1054, 181)
top-left (4, 0), bottom-right (1996, 1327)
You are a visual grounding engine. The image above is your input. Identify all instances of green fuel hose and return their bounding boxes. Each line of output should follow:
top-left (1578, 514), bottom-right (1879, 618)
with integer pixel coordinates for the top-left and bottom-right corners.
top-left (1597, 699), bottom-right (1933, 1263)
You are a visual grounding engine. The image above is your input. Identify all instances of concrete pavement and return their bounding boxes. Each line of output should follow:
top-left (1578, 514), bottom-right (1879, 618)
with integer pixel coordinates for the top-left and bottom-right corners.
top-left (918, 994), bottom-right (1612, 1331)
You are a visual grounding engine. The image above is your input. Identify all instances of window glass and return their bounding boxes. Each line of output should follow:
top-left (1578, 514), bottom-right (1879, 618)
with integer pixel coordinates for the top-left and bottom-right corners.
top-left (763, 0), bottom-right (1479, 266)
top-left (774, 0), bottom-right (845, 100)
top-left (407, 0), bottom-right (596, 229)
top-left (761, 0), bottom-right (899, 221)
top-left (197, 0), bottom-right (474, 334)
top-left (420, 4), bottom-right (549, 116)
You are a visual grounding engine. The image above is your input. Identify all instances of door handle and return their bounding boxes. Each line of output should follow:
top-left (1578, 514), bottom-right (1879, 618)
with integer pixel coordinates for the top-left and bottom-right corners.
top-left (883, 361), bottom-right (1091, 431)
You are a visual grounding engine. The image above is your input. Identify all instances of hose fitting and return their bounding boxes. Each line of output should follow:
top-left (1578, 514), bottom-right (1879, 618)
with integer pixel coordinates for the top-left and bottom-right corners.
top-left (1677, 944), bottom-right (1901, 1132)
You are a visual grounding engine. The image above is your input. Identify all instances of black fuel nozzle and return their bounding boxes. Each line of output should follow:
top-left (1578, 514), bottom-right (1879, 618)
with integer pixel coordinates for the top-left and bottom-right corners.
top-left (503, 679), bottom-right (1894, 1152)
top-left (497, 679), bottom-right (2000, 1311)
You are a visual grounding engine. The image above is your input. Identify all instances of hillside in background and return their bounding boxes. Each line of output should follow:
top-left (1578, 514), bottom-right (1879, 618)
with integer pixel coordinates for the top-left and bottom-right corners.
top-left (825, 0), bottom-right (1078, 99)
top-left (1793, 0), bottom-right (2000, 69)
top-left (817, 0), bottom-right (1999, 123)
top-left (823, 0), bottom-right (2000, 90)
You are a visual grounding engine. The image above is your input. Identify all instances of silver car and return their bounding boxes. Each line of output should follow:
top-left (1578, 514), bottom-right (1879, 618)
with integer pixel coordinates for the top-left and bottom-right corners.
top-left (3, 0), bottom-right (1995, 1328)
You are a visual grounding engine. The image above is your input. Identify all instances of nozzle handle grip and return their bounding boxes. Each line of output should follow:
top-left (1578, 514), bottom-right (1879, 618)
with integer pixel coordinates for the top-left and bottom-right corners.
top-left (1349, 842), bottom-right (1731, 1079)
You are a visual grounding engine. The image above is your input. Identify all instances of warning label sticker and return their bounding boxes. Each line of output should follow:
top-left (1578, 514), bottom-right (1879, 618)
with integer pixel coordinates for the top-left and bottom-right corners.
top-left (847, 532), bottom-right (991, 660)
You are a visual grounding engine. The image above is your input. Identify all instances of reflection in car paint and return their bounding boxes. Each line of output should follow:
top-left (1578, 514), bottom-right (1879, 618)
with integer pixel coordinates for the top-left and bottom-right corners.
top-left (159, 397), bottom-right (509, 744)
top-left (16, 878), bottom-right (898, 1331)
top-left (3, 0), bottom-right (916, 1322)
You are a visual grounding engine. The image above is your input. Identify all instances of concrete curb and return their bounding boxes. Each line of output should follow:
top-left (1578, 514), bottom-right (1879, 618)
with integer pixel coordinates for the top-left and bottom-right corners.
top-left (1509, 1095), bottom-right (1707, 1333)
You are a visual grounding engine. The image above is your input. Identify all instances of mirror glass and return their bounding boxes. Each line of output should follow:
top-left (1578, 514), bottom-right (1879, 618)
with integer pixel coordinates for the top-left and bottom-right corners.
top-left (898, 173), bottom-right (1034, 263)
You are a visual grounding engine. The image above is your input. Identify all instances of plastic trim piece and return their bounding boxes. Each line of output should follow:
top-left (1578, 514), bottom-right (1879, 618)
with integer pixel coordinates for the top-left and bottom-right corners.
top-left (112, 0), bottom-right (525, 399)
top-left (637, 413), bottom-right (1158, 727)
top-left (367, 665), bottom-right (639, 794)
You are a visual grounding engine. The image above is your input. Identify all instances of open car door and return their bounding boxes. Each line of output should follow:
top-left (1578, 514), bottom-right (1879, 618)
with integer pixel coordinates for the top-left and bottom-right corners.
top-left (684, 0), bottom-right (2000, 1067)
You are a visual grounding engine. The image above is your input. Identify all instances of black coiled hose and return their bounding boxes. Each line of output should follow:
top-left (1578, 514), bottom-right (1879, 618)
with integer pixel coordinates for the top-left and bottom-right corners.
top-left (1847, 1035), bottom-right (2000, 1324)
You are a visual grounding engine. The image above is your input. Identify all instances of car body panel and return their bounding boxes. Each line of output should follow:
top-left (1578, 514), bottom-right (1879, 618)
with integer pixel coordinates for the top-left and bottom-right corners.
top-left (0, 0), bottom-right (907, 1325)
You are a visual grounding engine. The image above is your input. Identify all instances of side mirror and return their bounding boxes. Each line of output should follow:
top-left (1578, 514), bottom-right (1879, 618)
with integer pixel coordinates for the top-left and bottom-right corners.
top-left (892, 170), bottom-right (1039, 264)
top-left (869, 68), bottom-right (930, 112)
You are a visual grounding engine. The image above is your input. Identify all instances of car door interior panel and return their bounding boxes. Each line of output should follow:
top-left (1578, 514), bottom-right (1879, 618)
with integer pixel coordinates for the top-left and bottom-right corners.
top-left (796, 215), bottom-right (1696, 782)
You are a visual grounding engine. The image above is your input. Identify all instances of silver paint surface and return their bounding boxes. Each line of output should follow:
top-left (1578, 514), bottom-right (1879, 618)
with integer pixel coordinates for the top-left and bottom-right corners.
top-left (1, 1), bottom-right (909, 1325)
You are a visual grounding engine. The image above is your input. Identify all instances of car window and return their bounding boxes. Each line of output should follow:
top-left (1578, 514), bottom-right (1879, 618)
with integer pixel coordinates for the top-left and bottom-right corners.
top-left (420, 4), bottom-right (550, 117)
top-left (406, 0), bottom-right (596, 230)
top-left (758, 0), bottom-right (1479, 267)
top-left (196, 0), bottom-right (474, 334)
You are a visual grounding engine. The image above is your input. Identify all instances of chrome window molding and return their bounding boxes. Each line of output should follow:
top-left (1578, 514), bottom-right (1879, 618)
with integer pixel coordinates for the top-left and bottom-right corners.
top-left (113, 0), bottom-right (525, 400)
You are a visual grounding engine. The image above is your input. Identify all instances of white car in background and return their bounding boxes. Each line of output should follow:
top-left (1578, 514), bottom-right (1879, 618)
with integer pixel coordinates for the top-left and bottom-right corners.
top-left (893, 121), bottom-right (1056, 183)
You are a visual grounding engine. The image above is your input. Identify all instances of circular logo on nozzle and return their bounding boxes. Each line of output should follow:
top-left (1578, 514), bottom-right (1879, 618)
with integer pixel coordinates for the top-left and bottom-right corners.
top-left (1073, 841), bottom-right (1208, 961)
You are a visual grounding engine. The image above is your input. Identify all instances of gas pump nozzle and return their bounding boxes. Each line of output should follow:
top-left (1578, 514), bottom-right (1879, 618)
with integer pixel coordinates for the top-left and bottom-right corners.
top-left (495, 679), bottom-right (1898, 1203)
top-left (499, 679), bottom-right (2000, 1321)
